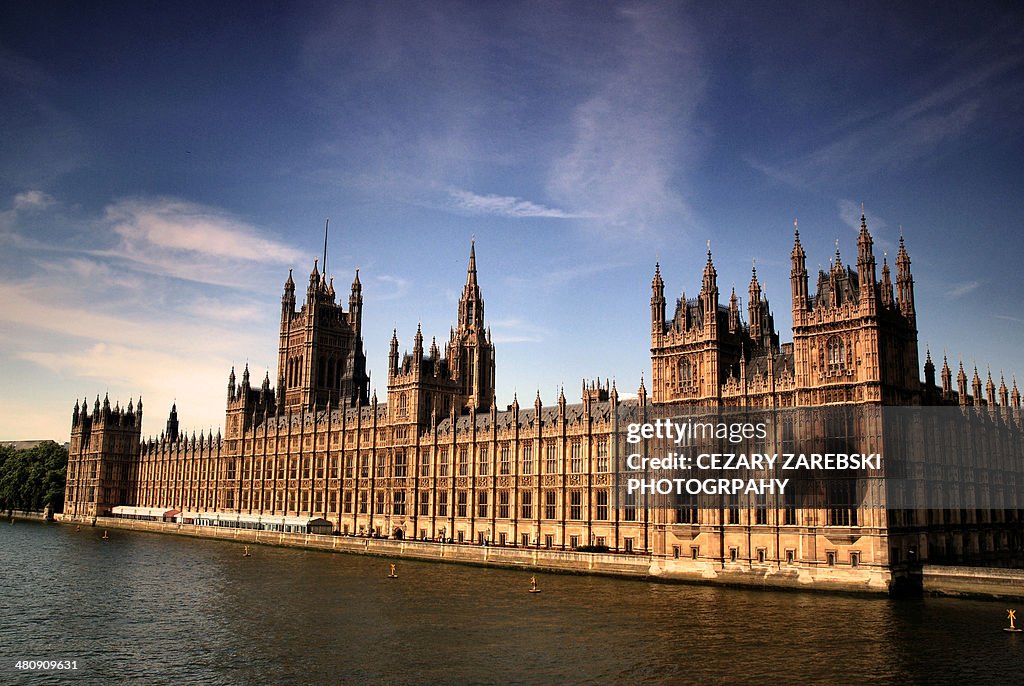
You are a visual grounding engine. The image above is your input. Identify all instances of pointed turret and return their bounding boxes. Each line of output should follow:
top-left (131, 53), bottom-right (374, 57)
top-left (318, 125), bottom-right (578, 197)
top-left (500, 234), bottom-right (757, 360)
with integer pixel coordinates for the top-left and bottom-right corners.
top-left (701, 242), bottom-right (717, 294)
top-left (896, 230), bottom-right (915, 321)
top-left (941, 354), bottom-right (952, 398)
top-left (748, 262), bottom-right (762, 340)
top-left (282, 269), bottom-right (296, 321)
top-left (728, 287), bottom-right (740, 333)
top-left (701, 242), bottom-right (718, 334)
top-left (166, 403), bottom-right (179, 442)
top-left (999, 373), bottom-right (1009, 407)
top-left (986, 369), bottom-right (996, 407)
top-left (790, 220), bottom-right (808, 313)
top-left (1012, 378), bottom-right (1021, 408)
top-left (924, 347), bottom-right (935, 388)
top-left (957, 360), bottom-right (968, 405)
top-left (972, 365), bottom-right (983, 407)
top-left (305, 259), bottom-right (322, 306)
top-left (829, 240), bottom-right (843, 307)
top-left (348, 269), bottom-right (363, 338)
top-left (389, 329), bottom-right (399, 376)
top-left (651, 261), bottom-right (666, 337)
top-left (228, 366), bottom-right (236, 401)
top-left (880, 255), bottom-right (894, 307)
top-left (856, 205), bottom-right (877, 310)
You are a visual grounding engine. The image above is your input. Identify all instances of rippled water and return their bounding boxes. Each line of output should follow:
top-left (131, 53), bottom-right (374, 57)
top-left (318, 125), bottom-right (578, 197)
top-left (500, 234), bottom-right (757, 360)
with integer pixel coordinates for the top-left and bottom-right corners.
top-left (1, 521), bottom-right (1020, 684)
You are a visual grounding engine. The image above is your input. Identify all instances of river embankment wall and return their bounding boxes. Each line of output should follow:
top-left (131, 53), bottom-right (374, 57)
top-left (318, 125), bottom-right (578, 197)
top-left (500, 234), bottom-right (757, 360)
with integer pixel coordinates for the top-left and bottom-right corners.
top-left (47, 514), bottom-right (1024, 598)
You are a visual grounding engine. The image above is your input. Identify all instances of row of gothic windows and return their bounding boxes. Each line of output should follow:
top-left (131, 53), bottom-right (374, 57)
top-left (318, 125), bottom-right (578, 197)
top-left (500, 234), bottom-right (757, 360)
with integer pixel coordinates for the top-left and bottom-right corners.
top-left (286, 355), bottom-right (350, 390)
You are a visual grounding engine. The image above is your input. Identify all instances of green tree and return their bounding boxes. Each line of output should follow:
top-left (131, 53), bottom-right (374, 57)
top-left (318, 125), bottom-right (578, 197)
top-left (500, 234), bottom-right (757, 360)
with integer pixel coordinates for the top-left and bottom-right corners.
top-left (0, 441), bottom-right (67, 512)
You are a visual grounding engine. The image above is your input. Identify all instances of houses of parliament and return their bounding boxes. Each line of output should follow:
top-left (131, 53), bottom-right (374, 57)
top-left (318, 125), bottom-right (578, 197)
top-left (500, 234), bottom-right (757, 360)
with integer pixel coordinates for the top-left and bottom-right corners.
top-left (63, 214), bottom-right (1024, 590)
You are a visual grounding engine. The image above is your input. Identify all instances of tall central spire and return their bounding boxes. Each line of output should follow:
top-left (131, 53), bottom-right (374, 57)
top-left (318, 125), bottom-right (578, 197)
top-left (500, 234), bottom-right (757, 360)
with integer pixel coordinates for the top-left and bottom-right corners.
top-left (467, 239), bottom-right (478, 287)
top-left (451, 239), bottom-right (494, 412)
top-left (459, 240), bottom-right (484, 330)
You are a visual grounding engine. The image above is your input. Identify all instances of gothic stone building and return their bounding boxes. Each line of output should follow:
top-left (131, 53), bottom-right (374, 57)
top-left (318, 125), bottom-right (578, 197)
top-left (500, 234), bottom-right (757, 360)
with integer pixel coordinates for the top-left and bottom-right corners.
top-left (64, 220), bottom-right (1024, 590)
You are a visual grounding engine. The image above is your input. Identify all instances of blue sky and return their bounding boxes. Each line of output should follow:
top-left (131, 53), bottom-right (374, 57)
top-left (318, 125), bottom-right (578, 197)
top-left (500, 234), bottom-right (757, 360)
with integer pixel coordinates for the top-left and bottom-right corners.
top-left (2, 2), bottom-right (1022, 440)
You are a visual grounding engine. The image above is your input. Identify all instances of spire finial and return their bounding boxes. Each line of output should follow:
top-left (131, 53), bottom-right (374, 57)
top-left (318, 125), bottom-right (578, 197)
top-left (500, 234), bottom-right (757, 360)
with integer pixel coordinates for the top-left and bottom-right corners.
top-left (322, 217), bottom-right (330, 278)
top-left (466, 239), bottom-right (478, 284)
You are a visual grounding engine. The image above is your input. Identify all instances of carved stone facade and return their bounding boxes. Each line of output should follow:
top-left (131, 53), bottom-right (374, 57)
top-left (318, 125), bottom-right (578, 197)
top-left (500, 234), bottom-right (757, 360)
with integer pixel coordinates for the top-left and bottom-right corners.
top-left (64, 220), bottom-right (1024, 590)
top-left (651, 215), bottom-right (919, 408)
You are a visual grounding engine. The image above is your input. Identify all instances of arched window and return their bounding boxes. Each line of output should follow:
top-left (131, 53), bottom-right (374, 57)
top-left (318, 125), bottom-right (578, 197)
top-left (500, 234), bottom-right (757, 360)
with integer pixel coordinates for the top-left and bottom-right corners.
top-left (399, 393), bottom-right (408, 416)
top-left (678, 357), bottom-right (693, 386)
top-left (827, 336), bottom-right (845, 369)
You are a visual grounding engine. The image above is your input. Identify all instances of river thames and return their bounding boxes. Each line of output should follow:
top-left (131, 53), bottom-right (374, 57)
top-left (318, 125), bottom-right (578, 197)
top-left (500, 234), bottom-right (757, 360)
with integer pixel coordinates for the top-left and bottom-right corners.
top-left (1, 521), bottom-right (1020, 684)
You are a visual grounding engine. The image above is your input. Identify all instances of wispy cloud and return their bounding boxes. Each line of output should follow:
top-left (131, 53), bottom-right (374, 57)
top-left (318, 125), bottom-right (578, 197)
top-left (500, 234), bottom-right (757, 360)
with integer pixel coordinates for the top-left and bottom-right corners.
top-left (947, 280), bottom-right (980, 298)
top-left (92, 197), bottom-right (303, 288)
top-left (506, 260), bottom-right (630, 289)
top-left (0, 278), bottom-right (261, 359)
top-left (836, 199), bottom-right (898, 255)
top-left (838, 199), bottom-right (887, 233)
top-left (182, 295), bottom-right (266, 324)
top-left (749, 51), bottom-right (1023, 189)
top-left (448, 188), bottom-right (586, 219)
top-left (0, 194), bottom-right (294, 437)
top-left (104, 197), bottom-right (300, 263)
top-left (370, 274), bottom-right (411, 302)
top-left (490, 318), bottom-right (546, 344)
top-left (13, 190), bottom-right (55, 211)
top-left (546, 4), bottom-right (705, 235)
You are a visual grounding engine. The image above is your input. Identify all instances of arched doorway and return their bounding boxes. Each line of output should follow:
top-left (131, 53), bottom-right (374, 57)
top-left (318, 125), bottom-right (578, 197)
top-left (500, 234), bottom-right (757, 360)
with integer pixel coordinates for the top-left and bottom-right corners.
top-left (393, 528), bottom-right (404, 540)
